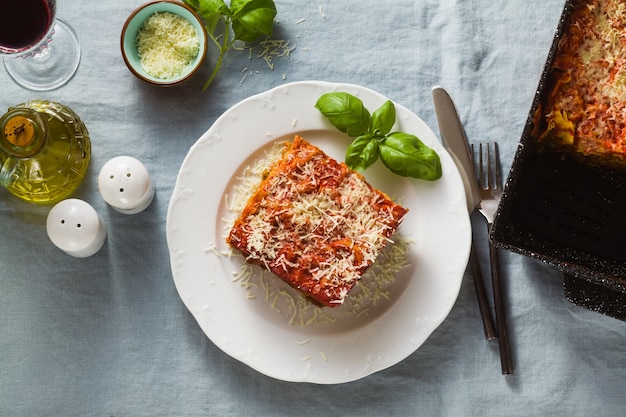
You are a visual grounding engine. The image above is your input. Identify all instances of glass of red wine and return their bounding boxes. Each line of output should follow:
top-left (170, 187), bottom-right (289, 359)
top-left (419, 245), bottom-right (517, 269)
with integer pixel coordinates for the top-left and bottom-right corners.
top-left (0, 0), bottom-right (80, 91)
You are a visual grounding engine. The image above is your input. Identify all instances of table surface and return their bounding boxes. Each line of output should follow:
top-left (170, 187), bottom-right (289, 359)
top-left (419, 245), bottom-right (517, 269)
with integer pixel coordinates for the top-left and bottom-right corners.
top-left (2, 1), bottom-right (625, 416)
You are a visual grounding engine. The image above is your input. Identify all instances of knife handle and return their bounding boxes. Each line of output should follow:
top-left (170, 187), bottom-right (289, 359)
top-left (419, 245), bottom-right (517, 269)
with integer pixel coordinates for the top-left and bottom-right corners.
top-left (469, 243), bottom-right (497, 340)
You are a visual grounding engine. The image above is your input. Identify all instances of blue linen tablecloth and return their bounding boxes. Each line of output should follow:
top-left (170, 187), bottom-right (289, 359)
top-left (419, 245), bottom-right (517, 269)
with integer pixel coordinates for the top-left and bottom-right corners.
top-left (1, 0), bottom-right (625, 415)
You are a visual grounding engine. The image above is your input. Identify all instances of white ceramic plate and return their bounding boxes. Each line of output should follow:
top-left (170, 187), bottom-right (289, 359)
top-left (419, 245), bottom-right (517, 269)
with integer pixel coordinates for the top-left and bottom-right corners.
top-left (166, 81), bottom-right (471, 384)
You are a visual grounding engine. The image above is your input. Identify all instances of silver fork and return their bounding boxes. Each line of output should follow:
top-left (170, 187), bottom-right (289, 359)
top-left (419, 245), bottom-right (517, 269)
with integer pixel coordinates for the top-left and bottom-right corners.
top-left (473, 142), bottom-right (513, 375)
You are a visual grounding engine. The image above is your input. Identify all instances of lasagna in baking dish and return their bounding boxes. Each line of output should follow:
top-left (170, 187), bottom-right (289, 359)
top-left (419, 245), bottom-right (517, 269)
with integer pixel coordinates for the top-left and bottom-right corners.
top-left (535, 0), bottom-right (626, 169)
top-left (226, 135), bottom-right (408, 307)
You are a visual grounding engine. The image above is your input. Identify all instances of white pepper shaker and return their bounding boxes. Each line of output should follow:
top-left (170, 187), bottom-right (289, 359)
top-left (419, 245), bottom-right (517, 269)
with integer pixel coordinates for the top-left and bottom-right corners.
top-left (46, 199), bottom-right (107, 258)
top-left (98, 156), bottom-right (155, 214)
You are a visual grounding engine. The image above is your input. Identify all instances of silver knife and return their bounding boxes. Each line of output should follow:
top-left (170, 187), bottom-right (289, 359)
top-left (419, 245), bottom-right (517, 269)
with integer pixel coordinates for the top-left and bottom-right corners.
top-left (431, 85), bottom-right (496, 341)
top-left (432, 86), bottom-right (482, 213)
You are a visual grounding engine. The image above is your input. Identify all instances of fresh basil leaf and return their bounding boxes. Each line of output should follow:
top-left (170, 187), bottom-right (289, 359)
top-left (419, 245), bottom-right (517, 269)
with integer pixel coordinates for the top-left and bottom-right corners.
top-left (315, 92), bottom-right (371, 137)
top-left (230, 0), bottom-right (277, 42)
top-left (370, 100), bottom-right (396, 137)
top-left (192, 0), bottom-right (229, 32)
top-left (379, 132), bottom-right (442, 180)
top-left (229, 0), bottom-right (263, 14)
top-left (183, 0), bottom-right (200, 9)
top-left (345, 134), bottom-right (379, 172)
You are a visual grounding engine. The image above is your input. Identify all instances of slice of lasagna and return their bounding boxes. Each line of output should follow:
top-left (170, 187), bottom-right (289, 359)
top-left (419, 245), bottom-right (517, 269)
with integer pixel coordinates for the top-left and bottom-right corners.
top-left (226, 135), bottom-right (408, 307)
top-left (534, 0), bottom-right (626, 169)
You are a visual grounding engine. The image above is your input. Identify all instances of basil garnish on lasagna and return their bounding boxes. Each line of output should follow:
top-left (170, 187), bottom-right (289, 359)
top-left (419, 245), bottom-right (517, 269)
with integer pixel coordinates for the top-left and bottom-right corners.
top-left (226, 136), bottom-right (408, 307)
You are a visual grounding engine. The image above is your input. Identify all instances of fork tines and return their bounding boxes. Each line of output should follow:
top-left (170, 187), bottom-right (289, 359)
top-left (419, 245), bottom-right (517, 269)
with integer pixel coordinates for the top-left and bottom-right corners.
top-left (477, 142), bottom-right (502, 195)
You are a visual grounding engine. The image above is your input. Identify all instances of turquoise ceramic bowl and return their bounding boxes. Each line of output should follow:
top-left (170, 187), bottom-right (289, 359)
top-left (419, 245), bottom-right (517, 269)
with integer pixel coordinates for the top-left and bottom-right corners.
top-left (121, 1), bottom-right (207, 86)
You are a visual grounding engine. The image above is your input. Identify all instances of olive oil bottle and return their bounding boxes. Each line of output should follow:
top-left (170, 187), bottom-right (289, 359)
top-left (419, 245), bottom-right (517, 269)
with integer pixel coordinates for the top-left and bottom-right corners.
top-left (0, 100), bottom-right (91, 204)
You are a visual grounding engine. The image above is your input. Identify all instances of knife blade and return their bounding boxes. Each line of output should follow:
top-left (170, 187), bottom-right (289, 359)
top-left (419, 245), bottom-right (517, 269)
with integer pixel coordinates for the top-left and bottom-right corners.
top-left (431, 86), bottom-right (481, 213)
top-left (431, 86), bottom-right (497, 341)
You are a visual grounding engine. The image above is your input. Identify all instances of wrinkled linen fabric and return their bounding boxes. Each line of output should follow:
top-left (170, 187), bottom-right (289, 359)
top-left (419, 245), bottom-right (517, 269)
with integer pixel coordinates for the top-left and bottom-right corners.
top-left (1, 1), bottom-right (625, 416)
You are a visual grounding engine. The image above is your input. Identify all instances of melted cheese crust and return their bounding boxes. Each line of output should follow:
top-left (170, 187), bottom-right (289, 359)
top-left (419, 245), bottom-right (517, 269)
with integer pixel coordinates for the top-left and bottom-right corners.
top-left (227, 136), bottom-right (408, 307)
top-left (537, 0), bottom-right (626, 167)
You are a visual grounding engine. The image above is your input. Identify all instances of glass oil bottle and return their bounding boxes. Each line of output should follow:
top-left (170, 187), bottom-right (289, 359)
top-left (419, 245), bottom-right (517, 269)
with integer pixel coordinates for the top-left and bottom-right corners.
top-left (0, 100), bottom-right (91, 204)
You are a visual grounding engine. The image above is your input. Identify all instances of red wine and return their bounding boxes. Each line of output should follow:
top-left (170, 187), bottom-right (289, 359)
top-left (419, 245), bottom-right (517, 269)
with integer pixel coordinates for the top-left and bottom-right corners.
top-left (0, 0), bottom-right (52, 52)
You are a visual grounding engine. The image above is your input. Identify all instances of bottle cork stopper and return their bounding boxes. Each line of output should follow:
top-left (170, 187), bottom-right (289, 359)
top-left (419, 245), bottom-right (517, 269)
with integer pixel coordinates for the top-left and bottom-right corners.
top-left (4, 116), bottom-right (35, 147)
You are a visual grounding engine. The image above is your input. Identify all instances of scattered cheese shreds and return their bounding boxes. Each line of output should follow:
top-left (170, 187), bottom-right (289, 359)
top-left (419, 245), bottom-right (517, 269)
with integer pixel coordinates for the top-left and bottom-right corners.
top-left (257, 38), bottom-right (295, 70)
top-left (234, 37), bottom-right (296, 86)
top-left (136, 11), bottom-right (200, 79)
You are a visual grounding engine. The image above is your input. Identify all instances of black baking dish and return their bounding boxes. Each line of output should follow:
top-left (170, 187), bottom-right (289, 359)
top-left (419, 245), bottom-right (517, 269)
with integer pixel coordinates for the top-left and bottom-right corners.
top-left (490, 0), bottom-right (626, 319)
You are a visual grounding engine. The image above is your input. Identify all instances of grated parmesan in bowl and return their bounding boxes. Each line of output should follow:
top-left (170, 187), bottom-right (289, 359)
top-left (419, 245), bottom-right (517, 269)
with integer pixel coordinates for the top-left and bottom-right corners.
top-left (120, 1), bottom-right (208, 86)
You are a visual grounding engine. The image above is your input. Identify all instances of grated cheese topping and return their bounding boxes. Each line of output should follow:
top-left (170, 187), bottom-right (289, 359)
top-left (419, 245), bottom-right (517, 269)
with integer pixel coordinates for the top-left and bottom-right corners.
top-left (227, 136), bottom-right (408, 307)
top-left (539, 0), bottom-right (626, 165)
top-left (218, 141), bottom-right (413, 326)
top-left (136, 11), bottom-right (200, 79)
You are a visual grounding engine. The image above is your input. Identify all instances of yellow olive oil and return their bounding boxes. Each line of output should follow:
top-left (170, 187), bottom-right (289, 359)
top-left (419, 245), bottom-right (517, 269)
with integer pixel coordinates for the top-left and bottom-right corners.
top-left (0, 100), bottom-right (91, 204)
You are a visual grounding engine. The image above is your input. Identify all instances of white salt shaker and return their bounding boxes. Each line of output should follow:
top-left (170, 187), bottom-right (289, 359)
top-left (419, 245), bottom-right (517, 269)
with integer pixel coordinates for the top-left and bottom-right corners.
top-left (98, 156), bottom-right (155, 214)
top-left (46, 199), bottom-right (107, 258)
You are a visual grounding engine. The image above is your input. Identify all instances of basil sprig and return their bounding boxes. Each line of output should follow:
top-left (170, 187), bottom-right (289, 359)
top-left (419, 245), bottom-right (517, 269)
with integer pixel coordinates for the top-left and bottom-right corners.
top-left (184, 0), bottom-right (277, 91)
top-left (315, 92), bottom-right (442, 180)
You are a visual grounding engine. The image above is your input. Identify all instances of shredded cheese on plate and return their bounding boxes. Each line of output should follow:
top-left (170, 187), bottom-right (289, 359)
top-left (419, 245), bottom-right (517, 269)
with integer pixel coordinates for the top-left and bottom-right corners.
top-left (220, 140), bottom-right (413, 326)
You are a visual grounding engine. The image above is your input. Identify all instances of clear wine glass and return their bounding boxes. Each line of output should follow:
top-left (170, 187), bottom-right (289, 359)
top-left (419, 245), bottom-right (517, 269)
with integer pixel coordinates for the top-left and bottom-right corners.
top-left (0, 0), bottom-right (80, 91)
